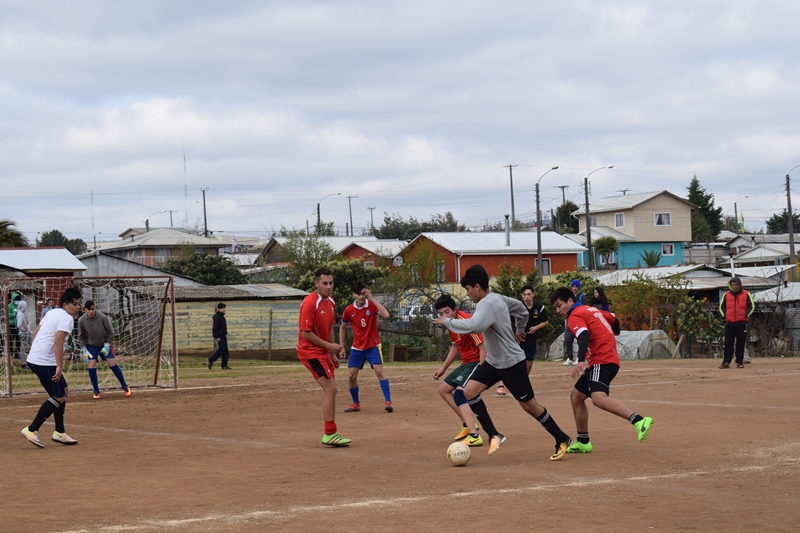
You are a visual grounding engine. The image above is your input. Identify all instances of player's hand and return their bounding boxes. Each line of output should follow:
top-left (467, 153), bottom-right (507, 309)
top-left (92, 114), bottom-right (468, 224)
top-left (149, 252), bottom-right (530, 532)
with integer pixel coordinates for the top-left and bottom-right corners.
top-left (52, 366), bottom-right (62, 382)
top-left (527, 326), bottom-right (536, 335)
top-left (363, 289), bottom-right (373, 300)
top-left (571, 361), bottom-right (585, 379)
top-left (515, 332), bottom-right (526, 343)
top-left (433, 368), bottom-right (444, 380)
top-left (432, 316), bottom-right (445, 325)
top-left (81, 348), bottom-right (90, 363)
top-left (100, 343), bottom-right (110, 357)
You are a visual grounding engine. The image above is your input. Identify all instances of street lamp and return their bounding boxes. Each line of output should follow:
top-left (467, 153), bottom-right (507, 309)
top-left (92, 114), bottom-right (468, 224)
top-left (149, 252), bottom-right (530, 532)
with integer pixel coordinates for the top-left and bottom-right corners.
top-left (317, 192), bottom-right (341, 236)
top-left (536, 166), bottom-right (559, 282)
top-left (584, 165), bottom-right (613, 271)
top-left (144, 210), bottom-right (168, 232)
top-left (733, 196), bottom-right (748, 234)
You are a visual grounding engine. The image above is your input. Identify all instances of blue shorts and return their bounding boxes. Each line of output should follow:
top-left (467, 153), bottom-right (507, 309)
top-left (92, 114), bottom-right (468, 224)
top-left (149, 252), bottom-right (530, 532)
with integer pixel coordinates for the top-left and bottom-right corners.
top-left (28, 363), bottom-right (69, 398)
top-left (86, 344), bottom-right (115, 361)
top-left (347, 345), bottom-right (384, 369)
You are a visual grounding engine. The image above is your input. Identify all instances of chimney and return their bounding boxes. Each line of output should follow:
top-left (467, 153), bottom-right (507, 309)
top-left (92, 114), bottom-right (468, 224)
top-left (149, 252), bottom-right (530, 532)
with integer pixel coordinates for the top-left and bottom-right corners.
top-left (504, 215), bottom-right (510, 246)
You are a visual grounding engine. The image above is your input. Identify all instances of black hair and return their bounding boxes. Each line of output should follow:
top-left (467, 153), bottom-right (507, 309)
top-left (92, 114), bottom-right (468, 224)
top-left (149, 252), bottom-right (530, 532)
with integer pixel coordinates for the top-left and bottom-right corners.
top-left (314, 267), bottom-right (332, 280)
top-left (217, 302), bottom-right (226, 310)
top-left (549, 287), bottom-right (574, 305)
top-left (434, 294), bottom-right (457, 311)
top-left (83, 300), bottom-right (96, 310)
top-left (60, 286), bottom-right (83, 308)
top-left (520, 284), bottom-right (534, 294)
top-left (590, 287), bottom-right (609, 307)
top-left (460, 264), bottom-right (489, 290)
top-left (352, 281), bottom-right (367, 294)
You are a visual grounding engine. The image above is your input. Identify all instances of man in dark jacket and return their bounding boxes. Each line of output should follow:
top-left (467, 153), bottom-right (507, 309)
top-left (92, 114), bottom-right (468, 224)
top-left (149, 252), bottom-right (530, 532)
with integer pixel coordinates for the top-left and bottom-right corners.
top-left (207, 303), bottom-right (231, 370)
top-left (718, 276), bottom-right (755, 369)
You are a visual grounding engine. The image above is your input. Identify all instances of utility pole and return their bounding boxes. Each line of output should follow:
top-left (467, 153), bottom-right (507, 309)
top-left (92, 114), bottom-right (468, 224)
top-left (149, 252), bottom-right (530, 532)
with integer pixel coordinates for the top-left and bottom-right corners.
top-left (347, 195), bottom-right (358, 236)
top-left (617, 188), bottom-right (631, 195)
top-left (167, 210), bottom-right (178, 227)
top-left (556, 185), bottom-right (569, 205)
top-left (505, 164), bottom-right (518, 224)
top-left (367, 206), bottom-right (376, 235)
top-left (584, 177), bottom-right (594, 271)
top-left (788, 174), bottom-right (796, 282)
top-left (201, 188), bottom-right (209, 237)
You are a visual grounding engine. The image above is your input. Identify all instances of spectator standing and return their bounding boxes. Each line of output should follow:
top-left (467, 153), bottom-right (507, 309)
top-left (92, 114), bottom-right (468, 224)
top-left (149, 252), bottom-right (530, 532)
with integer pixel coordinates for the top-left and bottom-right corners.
top-left (718, 277), bottom-right (755, 369)
top-left (207, 303), bottom-right (231, 370)
top-left (17, 300), bottom-right (31, 369)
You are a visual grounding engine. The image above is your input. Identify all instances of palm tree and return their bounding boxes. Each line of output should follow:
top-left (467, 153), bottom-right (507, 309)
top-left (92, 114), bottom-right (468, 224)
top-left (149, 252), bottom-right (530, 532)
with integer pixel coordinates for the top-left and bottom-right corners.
top-left (639, 249), bottom-right (662, 268)
top-left (0, 219), bottom-right (29, 247)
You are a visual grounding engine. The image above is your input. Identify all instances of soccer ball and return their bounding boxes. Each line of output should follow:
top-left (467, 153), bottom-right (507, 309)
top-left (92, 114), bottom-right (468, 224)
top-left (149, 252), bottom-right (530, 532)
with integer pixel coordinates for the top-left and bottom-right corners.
top-left (447, 441), bottom-right (471, 466)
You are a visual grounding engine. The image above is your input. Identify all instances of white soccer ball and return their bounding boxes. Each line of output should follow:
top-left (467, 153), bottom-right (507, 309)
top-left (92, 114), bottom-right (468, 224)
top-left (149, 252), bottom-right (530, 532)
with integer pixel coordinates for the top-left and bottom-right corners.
top-left (447, 441), bottom-right (471, 466)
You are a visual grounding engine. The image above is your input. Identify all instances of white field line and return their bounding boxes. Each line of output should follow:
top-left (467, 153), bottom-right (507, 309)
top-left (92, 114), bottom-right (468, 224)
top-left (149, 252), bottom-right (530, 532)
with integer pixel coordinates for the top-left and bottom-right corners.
top-left (51, 462), bottom-right (793, 533)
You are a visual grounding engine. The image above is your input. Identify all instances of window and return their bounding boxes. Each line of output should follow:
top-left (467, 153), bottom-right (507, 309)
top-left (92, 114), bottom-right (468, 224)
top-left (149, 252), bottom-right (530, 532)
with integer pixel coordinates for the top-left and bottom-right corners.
top-left (662, 244), bottom-right (674, 256)
top-left (409, 264), bottom-right (419, 283)
top-left (364, 261), bottom-right (375, 267)
top-left (535, 258), bottom-right (551, 275)
top-left (435, 261), bottom-right (445, 283)
top-left (655, 212), bottom-right (671, 226)
top-left (589, 216), bottom-right (597, 227)
top-left (615, 213), bottom-right (624, 228)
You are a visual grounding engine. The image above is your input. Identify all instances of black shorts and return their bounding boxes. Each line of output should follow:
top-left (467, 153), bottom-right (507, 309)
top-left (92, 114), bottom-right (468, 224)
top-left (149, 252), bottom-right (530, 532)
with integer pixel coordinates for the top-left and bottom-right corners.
top-left (574, 363), bottom-right (619, 396)
top-left (520, 343), bottom-right (536, 361)
top-left (469, 359), bottom-right (535, 402)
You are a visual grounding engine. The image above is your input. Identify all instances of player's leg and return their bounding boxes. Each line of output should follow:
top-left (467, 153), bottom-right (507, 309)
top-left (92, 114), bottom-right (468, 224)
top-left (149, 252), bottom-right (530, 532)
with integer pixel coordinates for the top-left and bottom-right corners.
top-left (86, 345), bottom-right (101, 397)
top-left (302, 357), bottom-right (350, 446)
top-left (219, 337), bottom-right (231, 369)
top-left (461, 363), bottom-right (506, 453)
top-left (501, 360), bottom-right (570, 460)
top-left (367, 347), bottom-right (392, 409)
top-left (524, 343), bottom-right (536, 374)
top-left (105, 345), bottom-right (131, 396)
top-left (345, 348), bottom-right (365, 411)
top-left (734, 323), bottom-right (747, 367)
top-left (23, 364), bottom-right (76, 447)
top-left (721, 322), bottom-right (736, 368)
top-left (587, 364), bottom-right (653, 442)
top-left (567, 371), bottom-right (593, 453)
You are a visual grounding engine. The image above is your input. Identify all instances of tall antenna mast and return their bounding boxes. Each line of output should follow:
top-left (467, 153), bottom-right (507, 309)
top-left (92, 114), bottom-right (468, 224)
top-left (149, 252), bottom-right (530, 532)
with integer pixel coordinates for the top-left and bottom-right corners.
top-left (183, 143), bottom-right (189, 227)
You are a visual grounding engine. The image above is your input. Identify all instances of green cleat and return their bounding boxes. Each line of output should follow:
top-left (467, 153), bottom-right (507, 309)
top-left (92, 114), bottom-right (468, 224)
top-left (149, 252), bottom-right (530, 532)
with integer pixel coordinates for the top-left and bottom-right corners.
top-left (321, 433), bottom-right (351, 447)
top-left (634, 417), bottom-right (654, 442)
top-left (566, 440), bottom-right (593, 453)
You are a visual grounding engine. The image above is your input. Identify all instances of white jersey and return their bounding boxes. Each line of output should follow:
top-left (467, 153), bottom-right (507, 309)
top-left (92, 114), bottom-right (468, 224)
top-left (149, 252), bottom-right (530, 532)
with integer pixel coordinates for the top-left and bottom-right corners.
top-left (26, 308), bottom-right (74, 366)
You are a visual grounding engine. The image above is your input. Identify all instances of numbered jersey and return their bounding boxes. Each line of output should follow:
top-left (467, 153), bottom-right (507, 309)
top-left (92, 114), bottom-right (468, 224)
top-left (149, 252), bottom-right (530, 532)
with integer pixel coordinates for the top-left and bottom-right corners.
top-left (566, 305), bottom-right (620, 367)
top-left (342, 300), bottom-right (381, 350)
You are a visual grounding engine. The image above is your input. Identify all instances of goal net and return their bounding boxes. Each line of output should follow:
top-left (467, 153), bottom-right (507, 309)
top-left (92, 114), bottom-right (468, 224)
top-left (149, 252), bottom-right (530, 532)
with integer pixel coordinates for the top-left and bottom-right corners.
top-left (1, 276), bottom-right (177, 397)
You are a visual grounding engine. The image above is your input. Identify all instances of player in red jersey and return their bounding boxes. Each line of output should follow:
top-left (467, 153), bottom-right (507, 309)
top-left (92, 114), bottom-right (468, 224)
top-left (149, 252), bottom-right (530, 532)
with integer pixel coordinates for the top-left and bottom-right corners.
top-left (433, 294), bottom-right (499, 447)
top-left (550, 287), bottom-right (653, 453)
top-left (297, 267), bottom-right (350, 447)
top-left (338, 281), bottom-right (393, 413)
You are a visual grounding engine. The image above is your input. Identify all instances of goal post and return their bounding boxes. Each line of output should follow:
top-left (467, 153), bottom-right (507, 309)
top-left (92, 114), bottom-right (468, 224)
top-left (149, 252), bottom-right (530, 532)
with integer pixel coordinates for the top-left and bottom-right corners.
top-left (1, 276), bottom-right (178, 397)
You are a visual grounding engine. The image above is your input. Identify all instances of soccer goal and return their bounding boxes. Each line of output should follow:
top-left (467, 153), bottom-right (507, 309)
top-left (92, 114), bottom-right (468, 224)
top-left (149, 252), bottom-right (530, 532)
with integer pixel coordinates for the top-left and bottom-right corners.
top-left (1, 276), bottom-right (178, 397)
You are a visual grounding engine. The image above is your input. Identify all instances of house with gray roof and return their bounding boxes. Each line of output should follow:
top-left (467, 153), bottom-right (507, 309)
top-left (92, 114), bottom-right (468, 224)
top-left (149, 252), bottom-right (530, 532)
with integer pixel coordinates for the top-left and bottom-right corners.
top-left (89, 228), bottom-right (226, 268)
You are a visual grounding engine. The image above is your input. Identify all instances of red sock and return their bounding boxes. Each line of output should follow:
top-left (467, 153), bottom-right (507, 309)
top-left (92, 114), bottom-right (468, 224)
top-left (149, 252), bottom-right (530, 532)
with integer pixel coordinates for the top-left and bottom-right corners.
top-left (324, 420), bottom-right (337, 435)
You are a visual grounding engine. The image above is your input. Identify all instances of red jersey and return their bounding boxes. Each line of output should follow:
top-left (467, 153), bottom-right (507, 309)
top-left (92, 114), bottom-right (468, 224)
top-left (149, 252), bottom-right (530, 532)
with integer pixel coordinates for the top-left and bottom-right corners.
top-left (448, 310), bottom-right (484, 364)
top-left (341, 299), bottom-right (381, 350)
top-left (566, 305), bottom-right (619, 367)
top-left (297, 292), bottom-right (337, 360)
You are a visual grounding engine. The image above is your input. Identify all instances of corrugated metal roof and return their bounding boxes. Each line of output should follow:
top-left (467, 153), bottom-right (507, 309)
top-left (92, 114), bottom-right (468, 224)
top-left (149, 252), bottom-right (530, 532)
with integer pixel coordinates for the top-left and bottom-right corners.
top-left (222, 253), bottom-right (260, 266)
top-left (594, 264), bottom-right (769, 291)
top-left (0, 247), bottom-right (86, 272)
top-left (344, 240), bottom-right (405, 256)
top-left (414, 231), bottom-right (586, 254)
top-left (753, 283), bottom-right (800, 303)
top-left (573, 190), bottom-right (696, 215)
top-left (99, 228), bottom-right (225, 251)
top-left (733, 243), bottom-right (790, 260)
top-left (720, 265), bottom-right (795, 279)
top-left (578, 226), bottom-right (635, 241)
top-left (173, 283), bottom-right (308, 301)
top-left (271, 235), bottom-right (379, 252)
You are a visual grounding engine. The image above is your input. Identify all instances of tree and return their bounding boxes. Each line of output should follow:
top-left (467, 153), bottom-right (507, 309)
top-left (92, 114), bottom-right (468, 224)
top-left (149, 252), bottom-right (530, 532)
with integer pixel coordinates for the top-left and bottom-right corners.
top-left (639, 250), bottom-right (662, 268)
top-left (766, 209), bottom-right (800, 234)
top-left (593, 236), bottom-right (619, 268)
top-left (686, 176), bottom-right (723, 240)
top-left (276, 232), bottom-right (337, 284)
top-left (162, 253), bottom-right (245, 285)
top-left (38, 229), bottom-right (87, 255)
top-left (374, 212), bottom-right (464, 241)
top-left (555, 201), bottom-right (580, 234)
top-left (690, 211), bottom-right (715, 242)
top-left (0, 219), bottom-right (28, 247)
top-left (490, 261), bottom-right (525, 297)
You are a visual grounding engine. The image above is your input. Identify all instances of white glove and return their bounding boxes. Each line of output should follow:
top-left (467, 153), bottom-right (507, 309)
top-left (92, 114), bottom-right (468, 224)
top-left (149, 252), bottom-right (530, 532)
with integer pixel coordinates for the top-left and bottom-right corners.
top-left (82, 348), bottom-right (90, 363)
top-left (100, 343), bottom-right (110, 357)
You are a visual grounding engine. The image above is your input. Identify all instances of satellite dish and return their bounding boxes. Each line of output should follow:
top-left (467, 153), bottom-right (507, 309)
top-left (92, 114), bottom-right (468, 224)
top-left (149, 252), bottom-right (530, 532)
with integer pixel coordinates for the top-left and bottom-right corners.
top-left (393, 256), bottom-right (404, 267)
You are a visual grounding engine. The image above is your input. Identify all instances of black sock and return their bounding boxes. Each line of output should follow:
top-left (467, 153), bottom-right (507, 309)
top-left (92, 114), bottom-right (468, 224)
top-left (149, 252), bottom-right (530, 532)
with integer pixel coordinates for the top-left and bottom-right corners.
top-left (536, 408), bottom-right (569, 444)
top-left (577, 432), bottom-right (590, 444)
top-left (629, 412), bottom-right (644, 425)
top-left (468, 396), bottom-right (499, 437)
top-left (30, 397), bottom-right (60, 432)
top-left (54, 401), bottom-right (66, 433)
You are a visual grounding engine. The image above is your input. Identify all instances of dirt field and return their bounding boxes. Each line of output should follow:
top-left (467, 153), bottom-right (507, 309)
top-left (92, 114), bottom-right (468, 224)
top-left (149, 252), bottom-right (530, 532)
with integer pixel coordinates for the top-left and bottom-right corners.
top-left (1, 357), bottom-right (798, 533)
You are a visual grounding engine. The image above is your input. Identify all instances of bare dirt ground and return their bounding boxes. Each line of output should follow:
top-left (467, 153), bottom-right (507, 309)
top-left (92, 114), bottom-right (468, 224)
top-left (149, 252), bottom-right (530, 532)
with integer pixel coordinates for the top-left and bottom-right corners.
top-left (1, 357), bottom-right (798, 533)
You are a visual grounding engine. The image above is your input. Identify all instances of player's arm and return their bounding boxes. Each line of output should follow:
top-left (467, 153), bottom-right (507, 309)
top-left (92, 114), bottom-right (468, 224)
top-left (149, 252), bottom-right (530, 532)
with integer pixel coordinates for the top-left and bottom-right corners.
top-left (434, 343), bottom-right (459, 380)
top-left (30, 324), bottom-right (41, 343)
top-left (302, 330), bottom-right (344, 358)
top-left (53, 329), bottom-right (69, 382)
top-left (534, 305), bottom-right (549, 332)
top-left (477, 342), bottom-right (487, 364)
top-left (746, 292), bottom-right (755, 318)
top-left (338, 320), bottom-right (348, 351)
top-left (364, 289), bottom-right (390, 319)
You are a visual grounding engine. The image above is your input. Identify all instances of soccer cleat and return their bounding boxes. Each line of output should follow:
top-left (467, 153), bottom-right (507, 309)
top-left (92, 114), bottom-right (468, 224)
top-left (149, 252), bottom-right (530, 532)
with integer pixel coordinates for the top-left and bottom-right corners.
top-left (550, 438), bottom-right (572, 461)
top-left (207, 358), bottom-right (213, 370)
top-left (384, 401), bottom-right (394, 413)
top-left (634, 417), bottom-right (654, 442)
top-left (321, 433), bottom-right (351, 447)
top-left (344, 403), bottom-right (361, 412)
top-left (92, 392), bottom-right (101, 399)
top-left (495, 385), bottom-right (507, 396)
top-left (52, 431), bottom-right (78, 445)
top-left (719, 362), bottom-right (730, 369)
top-left (488, 434), bottom-right (506, 456)
top-left (737, 364), bottom-right (744, 369)
top-left (463, 434), bottom-right (483, 447)
top-left (563, 359), bottom-right (573, 366)
top-left (21, 427), bottom-right (44, 448)
top-left (454, 425), bottom-right (480, 441)
top-left (123, 386), bottom-right (132, 397)
top-left (566, 440), bottom-right (593, 453)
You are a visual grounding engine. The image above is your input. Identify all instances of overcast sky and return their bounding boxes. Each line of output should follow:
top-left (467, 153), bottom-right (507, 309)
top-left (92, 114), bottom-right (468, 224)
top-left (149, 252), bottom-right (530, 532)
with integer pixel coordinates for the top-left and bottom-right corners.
top-left (2, 1), bottom-right (798, 245)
